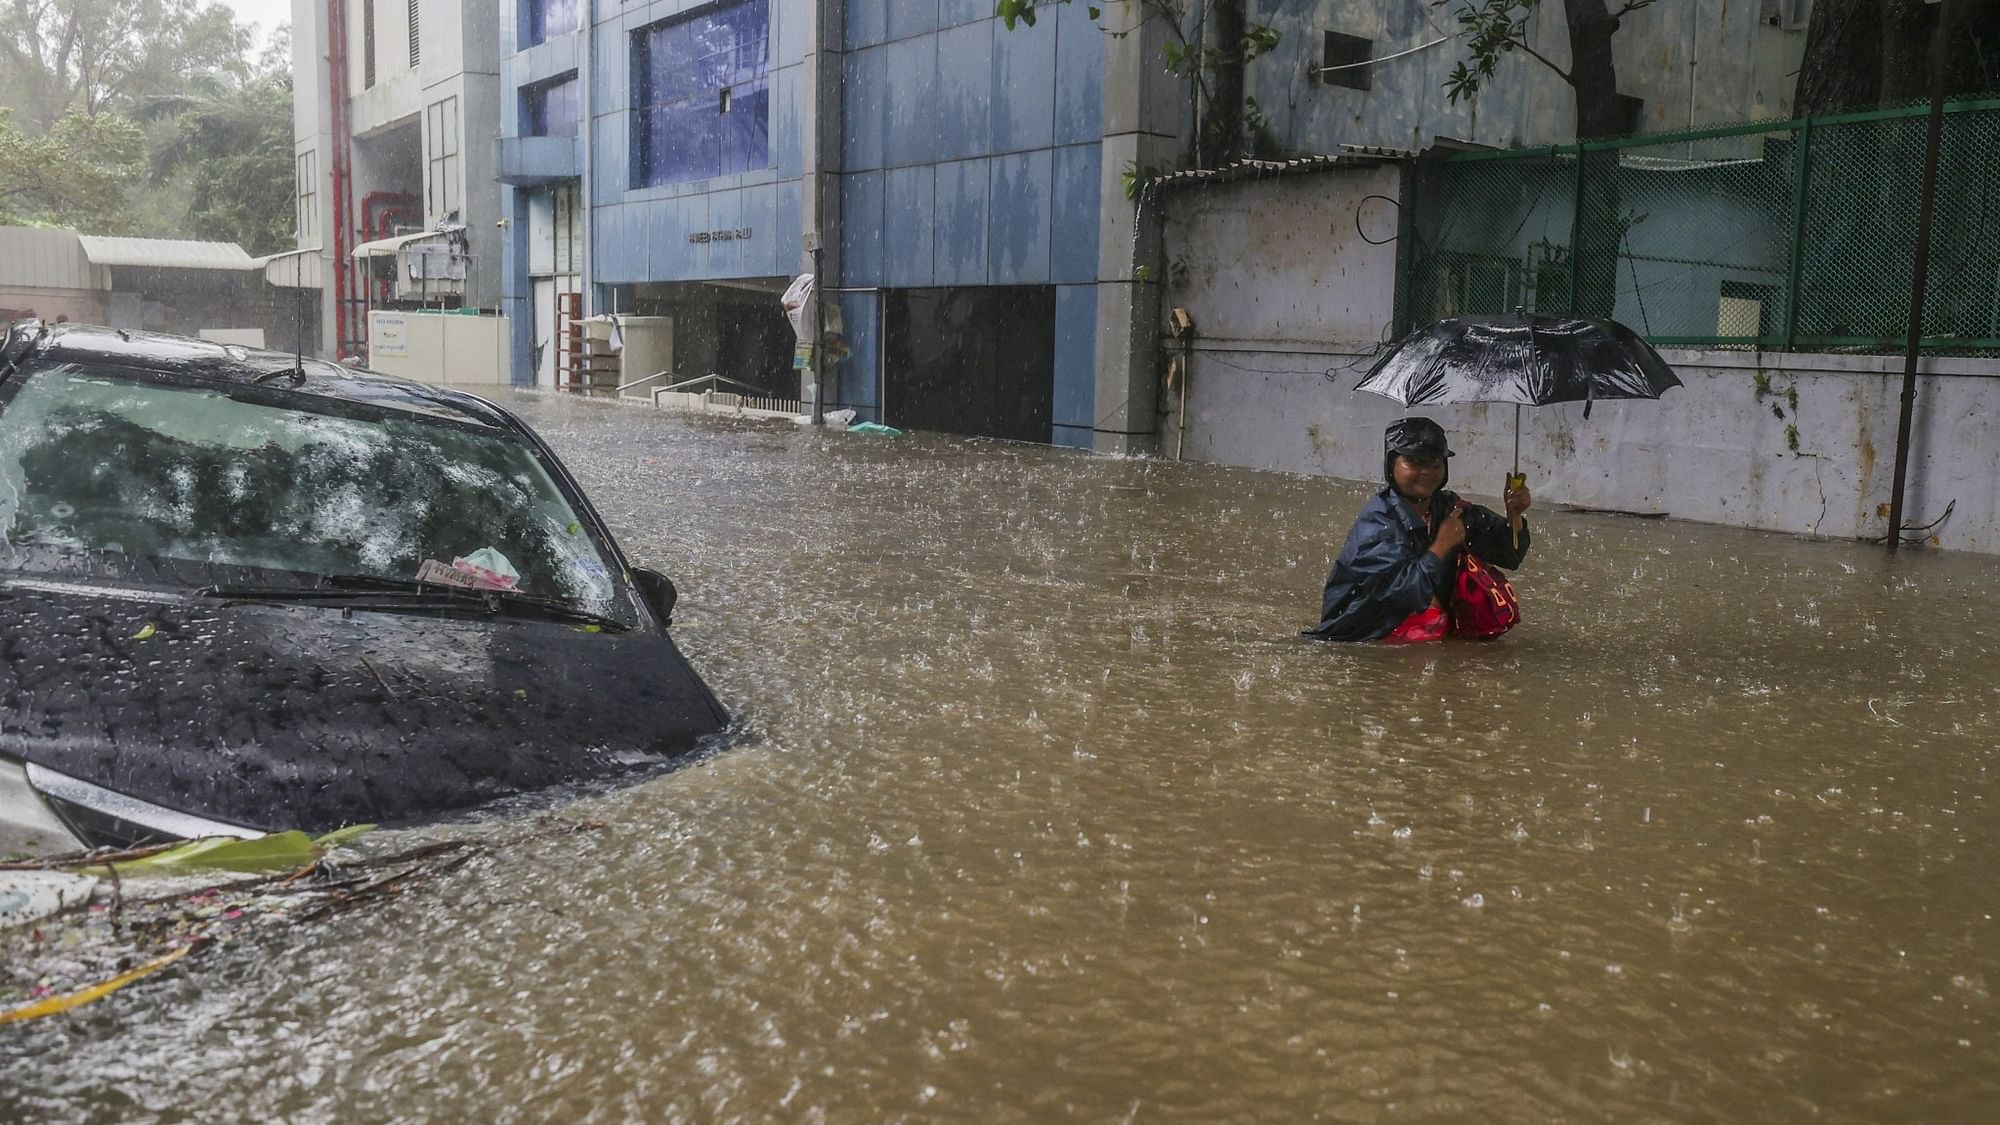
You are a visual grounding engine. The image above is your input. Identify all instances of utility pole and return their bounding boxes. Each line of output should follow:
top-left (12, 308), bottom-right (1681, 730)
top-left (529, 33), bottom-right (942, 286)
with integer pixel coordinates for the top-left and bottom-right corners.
top-left (1886, 0), bottom-right (1950, 554)
top-left (808, 237), bottom-right (825, 426)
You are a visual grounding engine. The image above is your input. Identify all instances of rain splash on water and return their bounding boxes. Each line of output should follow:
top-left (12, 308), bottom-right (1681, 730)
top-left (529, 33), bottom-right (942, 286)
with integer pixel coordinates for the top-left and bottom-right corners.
top-left (6, 392), bottom-right (1998, 1120)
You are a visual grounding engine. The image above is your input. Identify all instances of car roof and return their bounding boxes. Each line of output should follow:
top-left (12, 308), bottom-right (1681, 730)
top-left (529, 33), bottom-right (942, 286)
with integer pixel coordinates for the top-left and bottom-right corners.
top-left (1, 320), bottom-right (513, 430)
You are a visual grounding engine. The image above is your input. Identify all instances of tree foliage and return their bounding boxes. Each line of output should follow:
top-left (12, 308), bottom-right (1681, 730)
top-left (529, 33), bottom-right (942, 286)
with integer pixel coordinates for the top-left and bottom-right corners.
top-left (139, 72), bottom-right (296, 254)
top-left (0, 2), bottom-right (289, 249)
top-left (0, 106), bottom-right (145, 230)
top-left (0, 0), bottom-right (249, 129)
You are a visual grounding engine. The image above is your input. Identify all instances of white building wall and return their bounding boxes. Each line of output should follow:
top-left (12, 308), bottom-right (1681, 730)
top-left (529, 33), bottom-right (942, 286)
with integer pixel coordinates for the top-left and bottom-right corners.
top-left (1249, 0), bottom-right (1811, 156)
top-left (292, 0), bottom-right (340, 354)
top-left (1178, 346), bottom-right (2000, 555)
top-left (1162, 163), bottom-right (2000, 555)
top-left (1162, 162), bottom-right (1403, 351)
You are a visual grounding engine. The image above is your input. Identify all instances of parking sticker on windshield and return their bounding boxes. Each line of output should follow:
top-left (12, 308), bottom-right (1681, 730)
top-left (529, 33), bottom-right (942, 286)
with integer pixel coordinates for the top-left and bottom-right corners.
top-left (415, 559), bottom-right (483, 589)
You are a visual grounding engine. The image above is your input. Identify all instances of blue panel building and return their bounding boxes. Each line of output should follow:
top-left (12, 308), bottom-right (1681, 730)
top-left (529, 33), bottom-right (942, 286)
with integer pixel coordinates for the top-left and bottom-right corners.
top-left (496, 0), bottom-right (1124, 448)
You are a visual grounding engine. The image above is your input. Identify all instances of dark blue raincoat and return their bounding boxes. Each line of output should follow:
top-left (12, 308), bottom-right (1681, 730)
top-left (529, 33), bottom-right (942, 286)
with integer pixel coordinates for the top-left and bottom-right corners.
top-left (1310, 486), bottom-right (1530, 642)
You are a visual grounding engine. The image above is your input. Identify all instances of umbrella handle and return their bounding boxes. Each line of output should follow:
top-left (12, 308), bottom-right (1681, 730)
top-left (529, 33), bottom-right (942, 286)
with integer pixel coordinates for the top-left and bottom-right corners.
top-left (1506, 471), bottom-right (1526, 549)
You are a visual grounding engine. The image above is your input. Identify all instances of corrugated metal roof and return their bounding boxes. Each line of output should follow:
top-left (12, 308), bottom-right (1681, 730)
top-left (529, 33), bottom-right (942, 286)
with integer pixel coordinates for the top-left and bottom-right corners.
top-left (1339, 142), bottom-right (1421, 160)
top-left (76, 235), bottom-right (256, 271)
top-left (0, 227), bottom-right (106, 290)
top-left (1145, 145), bottom-right (1412, 193)
top-left (251, 247), bottom-right (324, 288)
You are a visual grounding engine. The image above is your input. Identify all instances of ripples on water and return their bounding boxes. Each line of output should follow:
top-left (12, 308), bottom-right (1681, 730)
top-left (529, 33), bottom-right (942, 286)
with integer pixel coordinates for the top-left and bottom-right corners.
top-left (7, 395), bottom-right (1998, 1121)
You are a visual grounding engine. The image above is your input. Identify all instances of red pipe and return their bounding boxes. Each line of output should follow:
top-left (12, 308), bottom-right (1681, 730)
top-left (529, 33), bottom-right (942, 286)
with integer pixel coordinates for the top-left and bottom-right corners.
top-left (373, 207), bottom-right (421, 299)
top-left (363, 204), bottom-right (423, 301)
top-left (360, 191), bottom-right (421, 240)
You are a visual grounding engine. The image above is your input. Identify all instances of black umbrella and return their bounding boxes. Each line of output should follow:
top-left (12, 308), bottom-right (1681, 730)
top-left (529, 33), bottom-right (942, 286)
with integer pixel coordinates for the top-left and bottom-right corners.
top-left (1357, 310), bottom-right (1681, 411)
top-left (1355, 310), bottom-right (1682, 544)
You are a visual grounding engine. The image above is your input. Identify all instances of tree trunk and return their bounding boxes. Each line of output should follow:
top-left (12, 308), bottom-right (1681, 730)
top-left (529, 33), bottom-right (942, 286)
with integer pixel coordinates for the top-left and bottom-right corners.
top-left (1200, 0), bottom-right (1246, 168)
top-left (1796, 0), bottom-right (2000, 115)
top-left (1563, 0), bottom-right (1625, 139)
top-left (1563, 0), bottom-right (1625, 318)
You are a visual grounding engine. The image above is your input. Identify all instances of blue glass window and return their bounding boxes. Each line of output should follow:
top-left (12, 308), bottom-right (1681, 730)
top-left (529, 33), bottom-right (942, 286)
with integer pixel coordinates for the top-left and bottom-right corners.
top-left (525, 0), bottom-right (578, 48)
top-left (523, 74), bottom-right (580, 137)
top-left (631, 0), bottom-right (770, 187)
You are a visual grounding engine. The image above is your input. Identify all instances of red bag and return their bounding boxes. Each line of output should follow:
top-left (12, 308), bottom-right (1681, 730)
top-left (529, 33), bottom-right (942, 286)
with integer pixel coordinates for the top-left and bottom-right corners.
top-left (1383, 604), bottom-right (1449, 644)
top-left (1450, 552), bottom-right (1520, 638)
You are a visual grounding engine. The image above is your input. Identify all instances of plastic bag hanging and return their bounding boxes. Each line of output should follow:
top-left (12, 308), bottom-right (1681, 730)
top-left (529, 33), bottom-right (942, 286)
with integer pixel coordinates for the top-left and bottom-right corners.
top-left (780, 274), bottom-right (815, 342)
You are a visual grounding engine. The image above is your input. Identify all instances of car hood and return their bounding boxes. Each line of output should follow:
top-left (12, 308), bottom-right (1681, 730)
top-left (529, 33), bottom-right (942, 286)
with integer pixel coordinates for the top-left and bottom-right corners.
top-left (0, 584), bottom-right (729, 832)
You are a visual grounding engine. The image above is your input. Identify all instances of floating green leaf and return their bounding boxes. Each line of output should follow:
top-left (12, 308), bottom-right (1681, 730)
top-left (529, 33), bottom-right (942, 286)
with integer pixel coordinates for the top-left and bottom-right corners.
top-left (108, 832), bottom-right (317, 876)
top-left (312, 824), bottom-right (377, 849)
top-left (131, 622), bottom-right (157, 640)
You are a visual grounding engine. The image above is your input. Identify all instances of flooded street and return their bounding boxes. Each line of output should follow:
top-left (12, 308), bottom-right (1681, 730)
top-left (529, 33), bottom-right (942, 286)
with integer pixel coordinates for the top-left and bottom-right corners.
top-left (9, 392), bottom-right (2000, 1121)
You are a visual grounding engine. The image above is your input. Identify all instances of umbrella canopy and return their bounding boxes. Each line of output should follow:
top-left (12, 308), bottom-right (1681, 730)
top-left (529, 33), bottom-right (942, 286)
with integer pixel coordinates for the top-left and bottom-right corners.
top-left (1356, 312), bottom-right (1681, 410)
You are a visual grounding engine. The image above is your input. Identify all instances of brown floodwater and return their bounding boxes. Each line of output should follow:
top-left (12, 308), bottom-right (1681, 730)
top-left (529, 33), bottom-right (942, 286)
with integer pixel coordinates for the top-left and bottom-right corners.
top-left (7, 392), bottom-right (1999, 1121)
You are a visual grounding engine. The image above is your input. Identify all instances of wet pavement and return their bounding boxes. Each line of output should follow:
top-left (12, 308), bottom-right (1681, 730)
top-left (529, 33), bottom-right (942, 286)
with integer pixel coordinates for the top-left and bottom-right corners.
top-left (7, 392), bottom-right (1999, 1120)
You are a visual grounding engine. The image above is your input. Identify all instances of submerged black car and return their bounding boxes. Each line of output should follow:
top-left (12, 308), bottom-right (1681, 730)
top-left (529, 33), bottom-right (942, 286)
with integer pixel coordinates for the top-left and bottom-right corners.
top-left (0, 322), bottom-right (728, 854)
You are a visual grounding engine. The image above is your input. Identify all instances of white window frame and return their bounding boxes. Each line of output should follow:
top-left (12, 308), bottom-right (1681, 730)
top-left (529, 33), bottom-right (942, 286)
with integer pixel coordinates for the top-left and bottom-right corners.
top-left (426, 96), bottom-right (461, 221)
top-left (296, 151), bottom-right (318, 242)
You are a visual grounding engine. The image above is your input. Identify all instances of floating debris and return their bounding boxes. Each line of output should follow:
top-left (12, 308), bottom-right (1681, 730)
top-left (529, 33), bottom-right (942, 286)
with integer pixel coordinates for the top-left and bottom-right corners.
top-left (0, 819), bottom-right (604, 1024)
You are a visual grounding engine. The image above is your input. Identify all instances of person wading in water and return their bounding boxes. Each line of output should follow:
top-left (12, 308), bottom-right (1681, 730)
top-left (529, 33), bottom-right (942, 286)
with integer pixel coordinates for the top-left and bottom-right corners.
top-left (1309, 417), bottom-right (1531, 643)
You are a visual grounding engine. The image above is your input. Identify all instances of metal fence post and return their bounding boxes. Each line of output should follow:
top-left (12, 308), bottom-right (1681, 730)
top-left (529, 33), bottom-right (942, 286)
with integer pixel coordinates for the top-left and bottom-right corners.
top-left (810, 242), bottom-right (826, 426)
top-left (1887, 0), bottom-right (1953, 554)
top-left (1567, 143), bottom-right (1587, 313)
top-left (1782, 117), bottom-right (1813, 351)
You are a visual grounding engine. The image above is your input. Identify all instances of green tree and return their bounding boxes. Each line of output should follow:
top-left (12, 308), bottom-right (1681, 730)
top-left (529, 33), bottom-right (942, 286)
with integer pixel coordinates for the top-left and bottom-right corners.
top-left (1441, 0), bottom-right (1655, 143)
top-left (0, 106), bottom-right (145, 230)
top-left (138, 71), bottom-right (296, 254)
top-left (0, 0), bottom-right (249, 128)
top-left (1440, 0), bottom-right (1657, 318)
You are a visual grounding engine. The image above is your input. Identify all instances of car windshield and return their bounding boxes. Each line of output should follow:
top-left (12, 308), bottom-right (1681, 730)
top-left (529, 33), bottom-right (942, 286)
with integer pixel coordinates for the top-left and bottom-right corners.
top-left (0, 362), bottom-right (625, 611)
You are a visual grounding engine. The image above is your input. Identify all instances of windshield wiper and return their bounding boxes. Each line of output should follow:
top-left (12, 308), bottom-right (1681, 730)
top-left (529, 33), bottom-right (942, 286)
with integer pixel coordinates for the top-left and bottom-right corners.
top-left (196, 575), bottom-right (632, 632)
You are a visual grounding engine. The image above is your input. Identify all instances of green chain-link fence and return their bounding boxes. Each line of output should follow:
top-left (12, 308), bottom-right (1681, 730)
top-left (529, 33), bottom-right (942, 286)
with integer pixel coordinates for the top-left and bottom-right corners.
top-left (1398, 99), bottom-right (2000, 355)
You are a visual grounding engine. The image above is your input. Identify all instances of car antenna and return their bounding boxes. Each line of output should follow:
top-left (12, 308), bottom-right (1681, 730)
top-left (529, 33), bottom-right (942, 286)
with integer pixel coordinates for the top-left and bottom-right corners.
top-left (292, 287), bottom-right (307, 379)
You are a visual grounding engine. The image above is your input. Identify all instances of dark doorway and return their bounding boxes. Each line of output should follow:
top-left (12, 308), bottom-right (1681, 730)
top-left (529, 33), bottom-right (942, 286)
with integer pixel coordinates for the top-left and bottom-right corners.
top-left (622, 281), bottom-right (798, 398)
top-left (884, 286), bottom-right (1055, 442)
top-left (716, 297), bottom-right (797, 397)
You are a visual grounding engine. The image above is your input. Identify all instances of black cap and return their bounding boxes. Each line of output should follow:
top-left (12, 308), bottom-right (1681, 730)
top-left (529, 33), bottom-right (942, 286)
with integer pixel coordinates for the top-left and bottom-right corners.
top-left (1385, 417), bottom-right (1453, 460)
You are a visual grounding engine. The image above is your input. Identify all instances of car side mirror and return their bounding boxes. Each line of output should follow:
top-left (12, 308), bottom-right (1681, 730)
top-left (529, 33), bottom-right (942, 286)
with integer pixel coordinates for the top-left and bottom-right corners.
top-left (631, 567), bottom-right (678, 626)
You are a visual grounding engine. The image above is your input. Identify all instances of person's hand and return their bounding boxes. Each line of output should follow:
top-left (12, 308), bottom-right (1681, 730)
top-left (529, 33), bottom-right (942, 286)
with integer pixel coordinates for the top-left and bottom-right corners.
top-left (1505, 482), bottom-right (1533, 521)
top-left (1431, 508), bottom-right (1468, 557)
